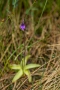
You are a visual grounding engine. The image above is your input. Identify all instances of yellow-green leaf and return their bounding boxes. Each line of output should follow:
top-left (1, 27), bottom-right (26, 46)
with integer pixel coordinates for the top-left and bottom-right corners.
top-left (24, 64), bottom-right (40, 70)
top-left (20, 58), bottom-right (25, 67)
top-left (24, 55), bottom-right (31, 65)
top-left (20, 55), bottom-right (31, 66)
top-left (12, 70), bottom-right (23, 83)
top-left (10, 64), bottom-right (22, 70)
top-left (24, 70), bottom-right (32, 82)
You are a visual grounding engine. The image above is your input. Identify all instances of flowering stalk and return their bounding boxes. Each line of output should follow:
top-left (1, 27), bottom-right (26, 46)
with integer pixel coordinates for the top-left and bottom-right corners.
top-left (20, 22), bottom-right (26, 67)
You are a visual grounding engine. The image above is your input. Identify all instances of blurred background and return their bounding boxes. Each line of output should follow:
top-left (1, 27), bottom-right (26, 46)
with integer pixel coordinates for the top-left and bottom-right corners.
top-left (0, 0), bottom-right (60, 90)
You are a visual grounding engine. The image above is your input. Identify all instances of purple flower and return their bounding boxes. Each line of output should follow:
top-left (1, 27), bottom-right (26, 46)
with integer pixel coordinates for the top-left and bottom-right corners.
top-left (20, 23), bottom-right (26, 31)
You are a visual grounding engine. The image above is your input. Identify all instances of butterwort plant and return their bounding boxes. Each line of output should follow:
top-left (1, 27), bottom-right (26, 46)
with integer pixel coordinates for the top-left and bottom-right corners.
top-left (10, 55), bottom-right (40, 83)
